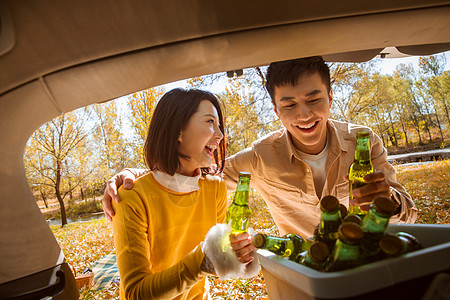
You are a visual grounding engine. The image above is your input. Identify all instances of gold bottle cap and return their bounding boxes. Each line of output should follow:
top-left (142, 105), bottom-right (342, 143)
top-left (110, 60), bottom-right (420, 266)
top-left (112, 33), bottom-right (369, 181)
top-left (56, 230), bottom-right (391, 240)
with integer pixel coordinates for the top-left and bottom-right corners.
top-left (379, 234), bottom-right (403, 256)
top-left (338, 222), bottom-right (363, 245)
top-left (356, 129), bottom-right (370, 137)
top-left (309, 241), bottom-right (330, 262)
top-left (239, 171), bottom-right (251, 178)
top-left (373, 196), bottom-right (397, 216)
top-left (320, 195), bottom-right (339, 212)
top-left (253, 233), bottom-right (267, 248)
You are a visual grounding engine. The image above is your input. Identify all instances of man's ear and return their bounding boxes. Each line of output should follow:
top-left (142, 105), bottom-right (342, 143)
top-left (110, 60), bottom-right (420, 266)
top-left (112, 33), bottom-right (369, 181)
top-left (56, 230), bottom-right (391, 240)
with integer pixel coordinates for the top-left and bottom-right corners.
top-left (272, 102), bottom-right (280, 119)
top-left (328, 89), bottom-right (333, 108)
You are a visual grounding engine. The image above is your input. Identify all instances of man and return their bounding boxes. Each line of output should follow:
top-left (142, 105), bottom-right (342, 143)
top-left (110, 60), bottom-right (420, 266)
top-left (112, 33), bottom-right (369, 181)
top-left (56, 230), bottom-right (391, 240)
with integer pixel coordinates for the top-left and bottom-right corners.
top-left (103, 56), bottom-right (417, 238)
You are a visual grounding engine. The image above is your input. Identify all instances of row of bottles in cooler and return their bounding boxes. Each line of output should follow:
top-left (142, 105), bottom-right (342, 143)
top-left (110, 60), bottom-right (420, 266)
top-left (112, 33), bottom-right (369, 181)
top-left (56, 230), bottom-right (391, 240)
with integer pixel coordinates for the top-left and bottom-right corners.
top-left (253, 195), bottom-right (423, 272)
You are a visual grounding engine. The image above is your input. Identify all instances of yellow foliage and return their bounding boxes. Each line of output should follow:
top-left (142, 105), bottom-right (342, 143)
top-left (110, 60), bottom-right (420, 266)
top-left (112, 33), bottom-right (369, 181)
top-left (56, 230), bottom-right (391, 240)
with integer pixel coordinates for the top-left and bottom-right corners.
top-left (126, 87), bottom-right (164, 167)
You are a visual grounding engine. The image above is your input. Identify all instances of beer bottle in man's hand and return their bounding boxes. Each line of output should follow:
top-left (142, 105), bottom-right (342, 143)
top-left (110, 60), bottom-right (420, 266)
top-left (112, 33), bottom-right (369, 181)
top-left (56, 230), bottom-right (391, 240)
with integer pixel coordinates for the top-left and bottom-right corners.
top-left (349, 130), bottom-right (374, 217)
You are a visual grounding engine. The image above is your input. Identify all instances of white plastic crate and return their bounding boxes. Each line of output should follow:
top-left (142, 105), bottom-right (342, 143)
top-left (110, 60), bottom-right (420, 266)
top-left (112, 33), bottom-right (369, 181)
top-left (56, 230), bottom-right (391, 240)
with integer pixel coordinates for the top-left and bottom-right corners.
top-left (257, 224), bottom-right (450, 300)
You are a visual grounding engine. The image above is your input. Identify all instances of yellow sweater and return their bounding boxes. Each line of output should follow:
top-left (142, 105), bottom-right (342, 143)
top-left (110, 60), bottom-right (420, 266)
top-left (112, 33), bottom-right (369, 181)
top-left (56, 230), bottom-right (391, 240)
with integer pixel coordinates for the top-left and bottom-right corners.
top-left (112, 172), bottom-right (228, 300)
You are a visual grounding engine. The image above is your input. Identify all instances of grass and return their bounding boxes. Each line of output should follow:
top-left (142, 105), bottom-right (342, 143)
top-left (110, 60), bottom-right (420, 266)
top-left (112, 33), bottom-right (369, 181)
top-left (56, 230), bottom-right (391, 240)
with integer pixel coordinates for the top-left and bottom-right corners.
top-left (395, 160), bottom-right (450, 224)
top-left (50, 160), bottom-right (450, 299)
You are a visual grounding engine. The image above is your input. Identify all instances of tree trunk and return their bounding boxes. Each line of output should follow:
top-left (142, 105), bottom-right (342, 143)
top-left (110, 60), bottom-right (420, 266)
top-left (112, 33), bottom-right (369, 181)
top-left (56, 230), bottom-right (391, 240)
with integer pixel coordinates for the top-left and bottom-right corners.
top-left (423, 117), bottom-right (432, 143)
top-left (413, 117), bottom-right (423, 145)
top-left (443, 102), bottom-right (450, 127)
top-left (389, 132), bottom-right (396, 147)
top-left (433, 101), bottom-right (445, 143)
top-left (401, 122), bottom-right (409, 147)
top-left (434, 87), bottom-right (450, 127)
top-left (55, 162), bottom-right (67, 227)
top-left (56, 189), bottom-right (67, 227)
top-left (68, 179), bottom-right (73, 205)
top-left (416, 127), bottom-right (423, 145)
top-left (80, 187), bottom-right (85, 200)
top-left (374, 115), bottom-right (386, 147)
top-left (40, 190), bottom-right (48, 208)
top-left (388, 113), bottom-right (398, 147)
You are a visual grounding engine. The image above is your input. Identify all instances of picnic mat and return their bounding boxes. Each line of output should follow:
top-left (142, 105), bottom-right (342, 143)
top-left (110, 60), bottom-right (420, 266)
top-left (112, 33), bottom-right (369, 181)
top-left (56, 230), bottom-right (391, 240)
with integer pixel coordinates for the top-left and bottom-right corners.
top-left (91, 253), bottom-right (120, 290)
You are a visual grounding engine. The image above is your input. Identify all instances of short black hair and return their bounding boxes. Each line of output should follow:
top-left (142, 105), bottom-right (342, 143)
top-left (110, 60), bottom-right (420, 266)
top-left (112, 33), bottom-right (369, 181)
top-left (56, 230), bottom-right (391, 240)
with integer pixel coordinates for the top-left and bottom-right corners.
top-left (265, 56), bottom-right (331, 105)
top-left (144, 88), bottom-right (226, 176)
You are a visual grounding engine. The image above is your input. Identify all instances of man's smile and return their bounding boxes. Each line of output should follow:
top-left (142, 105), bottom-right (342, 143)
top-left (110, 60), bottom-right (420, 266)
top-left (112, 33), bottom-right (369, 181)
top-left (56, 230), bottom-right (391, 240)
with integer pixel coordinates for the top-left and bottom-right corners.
top-left (295, 121), bottom-right (319, 133)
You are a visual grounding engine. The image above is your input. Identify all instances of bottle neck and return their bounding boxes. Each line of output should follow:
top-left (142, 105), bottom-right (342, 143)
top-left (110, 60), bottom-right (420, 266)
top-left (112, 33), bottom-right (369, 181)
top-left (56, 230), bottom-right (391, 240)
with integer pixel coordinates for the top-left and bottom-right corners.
top-left (333, 240), bottom-right (359, 261)
top-left (321, 210), bottom-right (341, 221)
top-left (233, 178), bottom-right (250, 205)
top-left (361, 209), bottom-right (391, 231)
top-left (265, 236), bottom-right (291, 248)
top-left (354, 137), bottom-right (370, 163)
top-left (264, 236), bottom-right (294, 257)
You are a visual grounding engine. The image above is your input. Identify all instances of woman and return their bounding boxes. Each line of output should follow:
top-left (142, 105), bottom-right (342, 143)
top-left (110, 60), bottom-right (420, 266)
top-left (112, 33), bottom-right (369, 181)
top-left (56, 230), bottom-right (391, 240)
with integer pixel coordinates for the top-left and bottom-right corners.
top-left (112, 88), bottom-right (259, 300)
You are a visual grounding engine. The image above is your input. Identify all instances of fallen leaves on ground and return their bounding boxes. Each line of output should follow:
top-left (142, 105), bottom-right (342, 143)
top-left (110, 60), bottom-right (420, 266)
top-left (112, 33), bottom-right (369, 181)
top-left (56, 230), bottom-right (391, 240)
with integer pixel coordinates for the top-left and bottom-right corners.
top-left (51, 160), bottom-right (449, 299)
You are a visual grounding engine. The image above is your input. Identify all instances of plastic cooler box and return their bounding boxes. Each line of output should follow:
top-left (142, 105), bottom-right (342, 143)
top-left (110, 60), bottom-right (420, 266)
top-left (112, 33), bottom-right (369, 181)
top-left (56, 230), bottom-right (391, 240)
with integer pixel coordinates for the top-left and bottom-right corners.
top-left (257, 224), bottom-right (450, 300)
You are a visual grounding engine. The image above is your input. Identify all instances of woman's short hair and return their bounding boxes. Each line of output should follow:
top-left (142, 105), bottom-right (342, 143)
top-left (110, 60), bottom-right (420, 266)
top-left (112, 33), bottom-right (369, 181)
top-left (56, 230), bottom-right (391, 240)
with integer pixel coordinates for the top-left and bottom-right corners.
top-left (144, 88), bottom-right (226, 176)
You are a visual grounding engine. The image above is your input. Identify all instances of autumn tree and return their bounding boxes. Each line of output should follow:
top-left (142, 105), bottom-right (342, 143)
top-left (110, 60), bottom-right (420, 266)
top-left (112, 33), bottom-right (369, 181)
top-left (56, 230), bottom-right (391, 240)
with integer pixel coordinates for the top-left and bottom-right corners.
top-left (24, 111), bottom-right (91, 226)
top-left (327, 62), bottom-right (377, 123)
top-left (89, 100), bottom-right (131, 193)
top-left (419, 54), bottom-right (449, 142)
top-left (126, 88), bottom-right (164, 167)
top-left (219, 79), bottom-right (263, 155)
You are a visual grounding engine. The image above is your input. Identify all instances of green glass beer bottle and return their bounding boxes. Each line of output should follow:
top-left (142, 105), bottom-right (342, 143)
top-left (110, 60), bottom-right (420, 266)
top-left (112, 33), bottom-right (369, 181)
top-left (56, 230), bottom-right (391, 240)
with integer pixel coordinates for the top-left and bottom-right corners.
top-left (324, 222), bottom-right (363, 272)
top-left (394, 232), bottom-right (423, 251)
top-left (379, 232), bottom-right (423, 257)
top-left (359, 196), bottom-right (397, 263)
top-left (226, 172), bottom-right (251, 234)
top-left (253, 233), bottom-right (312, 260)
top-left (348, 130), bottom-right (374, 217)
top-left (298, 241), bottom-right (330, 271)
top-left (315, 195), bottom-right (342, 250)
top-left (285, 233), bottom-right (313, 258)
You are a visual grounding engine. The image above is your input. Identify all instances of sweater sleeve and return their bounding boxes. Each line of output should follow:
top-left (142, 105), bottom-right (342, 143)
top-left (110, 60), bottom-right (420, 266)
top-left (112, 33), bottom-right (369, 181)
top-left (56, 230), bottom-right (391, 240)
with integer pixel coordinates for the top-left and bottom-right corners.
top-left (112, 187), bottom-right (208, 300)
top-left (370, 132), bottom-right (418, 223)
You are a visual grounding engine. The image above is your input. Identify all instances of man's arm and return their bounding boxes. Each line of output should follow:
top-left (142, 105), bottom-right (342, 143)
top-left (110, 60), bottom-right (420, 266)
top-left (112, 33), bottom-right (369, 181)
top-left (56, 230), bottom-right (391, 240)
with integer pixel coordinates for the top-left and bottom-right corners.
top-left (368, 133), bottom-right (417, 223)
top-left (223, 147), bottom-right (259, 194)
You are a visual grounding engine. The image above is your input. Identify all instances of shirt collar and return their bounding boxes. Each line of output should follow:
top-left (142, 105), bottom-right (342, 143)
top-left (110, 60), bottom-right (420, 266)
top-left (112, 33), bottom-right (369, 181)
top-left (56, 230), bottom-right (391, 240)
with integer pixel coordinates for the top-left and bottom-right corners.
top-left (153, 170), bottom-right (201, 193)
top-left (327, 119), bottom-right (350, 156)
top-left (282, 129), bottom-right (298, 163)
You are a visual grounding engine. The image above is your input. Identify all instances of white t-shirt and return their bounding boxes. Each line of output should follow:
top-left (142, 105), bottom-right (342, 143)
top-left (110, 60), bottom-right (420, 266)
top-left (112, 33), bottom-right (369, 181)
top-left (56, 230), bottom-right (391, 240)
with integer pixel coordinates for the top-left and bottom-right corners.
top-left (294, 135), bottom-right (330, 199)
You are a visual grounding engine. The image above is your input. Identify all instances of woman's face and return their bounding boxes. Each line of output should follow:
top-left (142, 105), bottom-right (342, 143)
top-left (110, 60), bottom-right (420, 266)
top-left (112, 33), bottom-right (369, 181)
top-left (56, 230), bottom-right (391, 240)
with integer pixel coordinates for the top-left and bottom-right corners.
top-left (177, 100), bottom-right (224, 176)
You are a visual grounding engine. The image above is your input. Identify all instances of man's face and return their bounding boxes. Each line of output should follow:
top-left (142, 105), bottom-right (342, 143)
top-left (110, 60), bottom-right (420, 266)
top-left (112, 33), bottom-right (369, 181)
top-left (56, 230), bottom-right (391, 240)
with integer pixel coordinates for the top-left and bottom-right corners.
top-left (273, 72), bottom-right (332, 155)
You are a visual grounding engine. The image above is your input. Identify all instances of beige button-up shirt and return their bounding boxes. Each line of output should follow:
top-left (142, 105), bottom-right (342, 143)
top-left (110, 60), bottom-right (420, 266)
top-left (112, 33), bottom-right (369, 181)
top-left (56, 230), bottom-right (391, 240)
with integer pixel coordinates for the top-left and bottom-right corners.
top-left (224, 119), bottom-right (417, 238)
